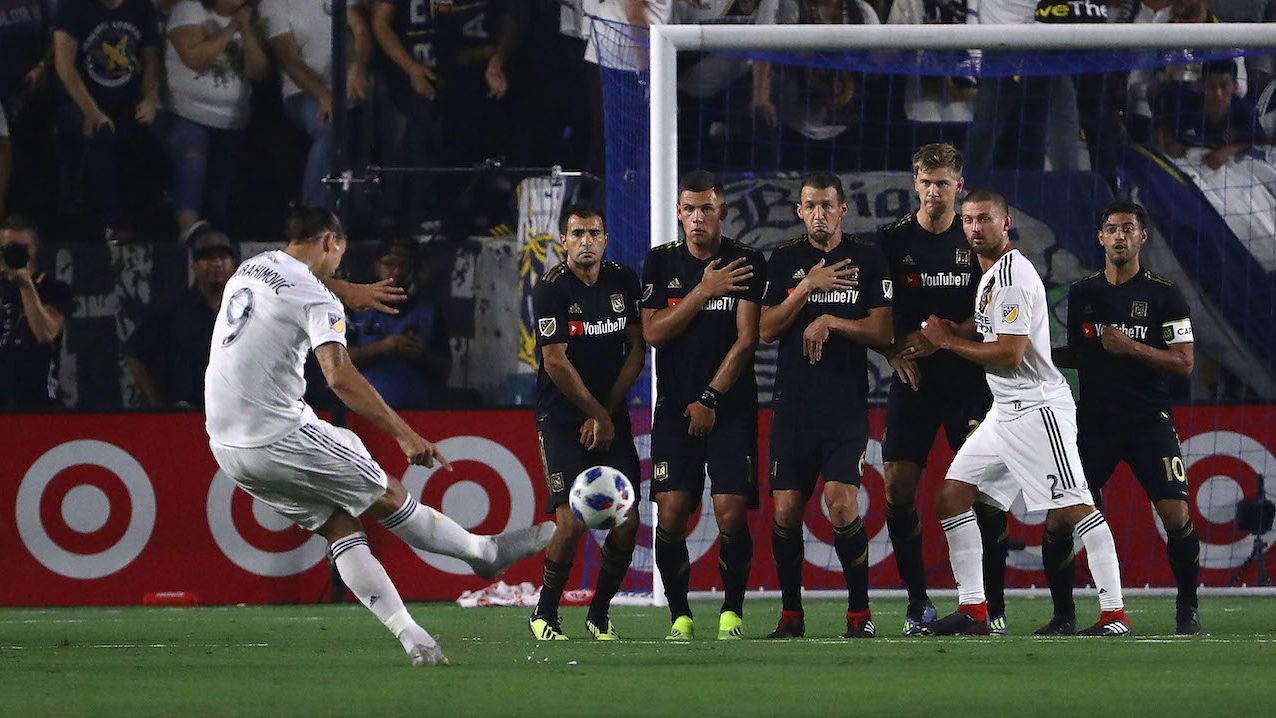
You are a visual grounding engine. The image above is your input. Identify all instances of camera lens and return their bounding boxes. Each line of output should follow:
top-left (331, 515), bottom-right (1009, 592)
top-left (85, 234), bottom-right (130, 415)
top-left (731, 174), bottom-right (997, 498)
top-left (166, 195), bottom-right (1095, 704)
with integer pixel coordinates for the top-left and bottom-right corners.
top-left (2, 243), bottom-right (30, 270)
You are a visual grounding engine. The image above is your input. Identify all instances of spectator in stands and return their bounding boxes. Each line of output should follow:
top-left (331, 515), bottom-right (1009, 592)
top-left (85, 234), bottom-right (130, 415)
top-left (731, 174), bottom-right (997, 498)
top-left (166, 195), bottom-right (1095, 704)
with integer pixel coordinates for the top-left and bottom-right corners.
top-left (886, 0), bottom-right (975, 127)
top-left (432, 0), bottom-right (516, 168)
top-left (370, 0), bottom-right (443, 233)
top-left (750, 0), bottom-right (882, 169)
top-left (1209, 0), bottom-right (1275, 94)
top-left (53, 0), bottom-right (162, 242)
top-left (0, 0), bottom-right (52, 112)
top-left (674, 0), bottom-right (779, 100)
top-left (1153, 56), bottom-right (1273, 274)
top-left (1121, 0), bottom-right (1246, 144)
top-left (159, 0), bottom-right (269, 237)
top-left (580, 0), bottom-right (674, 182)
top-left (123, 225), bottom-right (237, 407)
top-left (347, 239), bottom-right (449, 409)
top-left (1, 0), bottom-right (57, 235)
top-left (960, 0), bottom-right (1042, 172)
top-left (0, 215), bottom-right (73, 408)
top-left (0, 99), bottom-right (10, 221)
top-left (260, 0), bottom-right (372, 209)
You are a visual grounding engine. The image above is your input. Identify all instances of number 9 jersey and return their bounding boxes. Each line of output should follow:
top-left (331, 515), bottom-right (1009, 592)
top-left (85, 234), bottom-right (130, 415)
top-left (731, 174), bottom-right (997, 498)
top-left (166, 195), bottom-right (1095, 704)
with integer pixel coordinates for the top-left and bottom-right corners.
top-left (205, 251), bottom-right (349, 447)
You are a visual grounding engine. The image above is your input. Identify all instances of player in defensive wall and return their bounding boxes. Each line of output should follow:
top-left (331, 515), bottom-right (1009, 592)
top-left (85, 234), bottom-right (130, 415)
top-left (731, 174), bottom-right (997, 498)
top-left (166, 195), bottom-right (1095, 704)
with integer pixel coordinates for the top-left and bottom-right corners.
top-left (1048, 201), bottom-right (1200, 636)
top-left (528, 203), bottom-right (646, 641)
top-left (641, 170), bottom-right (766, 641)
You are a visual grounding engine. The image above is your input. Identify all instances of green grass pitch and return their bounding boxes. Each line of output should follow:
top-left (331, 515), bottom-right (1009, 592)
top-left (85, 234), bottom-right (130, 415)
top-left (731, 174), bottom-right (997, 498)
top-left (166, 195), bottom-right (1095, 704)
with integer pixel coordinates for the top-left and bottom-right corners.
top-left (3, 597), bottom-right (1273, 717)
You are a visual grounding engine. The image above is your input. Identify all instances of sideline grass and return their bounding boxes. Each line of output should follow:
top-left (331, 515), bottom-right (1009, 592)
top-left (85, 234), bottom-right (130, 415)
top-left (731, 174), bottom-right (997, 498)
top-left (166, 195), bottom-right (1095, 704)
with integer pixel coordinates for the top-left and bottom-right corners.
top-left (2, 597), bottom-right (1273, 717)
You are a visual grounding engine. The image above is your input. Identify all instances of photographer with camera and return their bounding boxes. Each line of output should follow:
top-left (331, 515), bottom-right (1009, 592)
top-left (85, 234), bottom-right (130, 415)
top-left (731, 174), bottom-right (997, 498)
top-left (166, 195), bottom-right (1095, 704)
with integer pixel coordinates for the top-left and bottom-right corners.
top-left (0, 215), bottom-right (73, 408)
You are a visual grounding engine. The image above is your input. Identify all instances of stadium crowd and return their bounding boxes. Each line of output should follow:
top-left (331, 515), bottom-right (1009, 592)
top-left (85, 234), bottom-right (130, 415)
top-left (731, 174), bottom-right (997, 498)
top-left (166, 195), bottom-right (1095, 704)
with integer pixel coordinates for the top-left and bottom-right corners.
top-left (1, 0), bottom-right (1273, 411)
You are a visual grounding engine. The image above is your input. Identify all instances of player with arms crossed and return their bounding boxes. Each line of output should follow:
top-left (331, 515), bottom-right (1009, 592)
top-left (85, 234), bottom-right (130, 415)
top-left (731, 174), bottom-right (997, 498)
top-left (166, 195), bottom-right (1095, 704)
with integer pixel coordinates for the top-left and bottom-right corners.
top-left (205, 206), bottom-right (551, 667)
top-left (920, 190), bottom-right (1131, 636)
top-left (1047, 201), bottom-right (1199, 635)
top-left (528, 203), bottom-right (646, 641)
top-left (642, 171), bottom-right (766, 641)
top-left (875, 144), bottom-right (1007, 635)
top-left (760, 172), bottom-right (893, 639)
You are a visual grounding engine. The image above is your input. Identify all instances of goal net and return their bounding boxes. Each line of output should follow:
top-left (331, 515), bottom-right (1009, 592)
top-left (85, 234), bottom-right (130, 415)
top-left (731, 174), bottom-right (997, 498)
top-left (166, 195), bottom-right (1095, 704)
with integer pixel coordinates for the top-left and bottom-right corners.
top-left (581, 18), bottom-right (1276, 600)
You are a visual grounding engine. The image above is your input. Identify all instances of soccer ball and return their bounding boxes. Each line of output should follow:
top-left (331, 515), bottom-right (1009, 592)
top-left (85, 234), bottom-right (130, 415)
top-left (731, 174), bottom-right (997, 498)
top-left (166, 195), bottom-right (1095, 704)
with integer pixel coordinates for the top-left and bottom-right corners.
top-left (568, 465), bottom-right (635, 529)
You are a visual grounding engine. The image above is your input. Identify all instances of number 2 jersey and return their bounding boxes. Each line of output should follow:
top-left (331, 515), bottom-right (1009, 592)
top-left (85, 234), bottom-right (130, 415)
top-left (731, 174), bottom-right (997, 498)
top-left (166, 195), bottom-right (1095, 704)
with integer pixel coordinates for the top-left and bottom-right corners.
top-left (973, 248), bottom-right (1073, 413)
top-left (205, 250), bottom-right (348, 447)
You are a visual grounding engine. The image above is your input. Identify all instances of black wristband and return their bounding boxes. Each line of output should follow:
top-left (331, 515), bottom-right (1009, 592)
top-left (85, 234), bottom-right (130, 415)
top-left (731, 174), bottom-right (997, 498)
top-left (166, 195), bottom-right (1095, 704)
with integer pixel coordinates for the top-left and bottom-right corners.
top-left (697, 387), bottom-right (722, 409)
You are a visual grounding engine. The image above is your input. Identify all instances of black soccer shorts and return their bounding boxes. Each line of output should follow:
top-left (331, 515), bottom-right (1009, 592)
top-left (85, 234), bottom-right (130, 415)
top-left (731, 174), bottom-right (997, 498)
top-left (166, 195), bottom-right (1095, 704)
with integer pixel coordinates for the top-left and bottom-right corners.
top-left (1079, 409), bottom-right (1189, 504)
top-left (649, 407), bottom-right (759, 507)
top-left (881, 374), bottom-right (993, 467)
top-left (768, 407), bottom-right (868, 494)
top-left (536, 414), bottom-right (641, 513)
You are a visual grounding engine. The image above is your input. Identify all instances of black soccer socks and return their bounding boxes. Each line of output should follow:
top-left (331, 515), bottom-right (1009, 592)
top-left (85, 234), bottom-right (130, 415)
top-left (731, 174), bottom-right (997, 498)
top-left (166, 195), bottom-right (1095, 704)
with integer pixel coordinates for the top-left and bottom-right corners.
top-left (885, 501), bottom-right (929, 607)
top-left (535, 558), bottom-right (573, 619)
top-left (974, 502), bottom-right (1008, 617)
top-left (655, 526), bottom-right (693, 620)
top-left (771, 522), bottom-right (805, 613)
top-left (718, 529), bottom-right (753, 616)
top-left (589, 543), bottom-right (634, 624)
top-left (834, 517), bottom-right (870, 613)
top-left (1166, 521), bottom-right (1200, 609)
top-left (1041, 528), bottom-right (1077, 620)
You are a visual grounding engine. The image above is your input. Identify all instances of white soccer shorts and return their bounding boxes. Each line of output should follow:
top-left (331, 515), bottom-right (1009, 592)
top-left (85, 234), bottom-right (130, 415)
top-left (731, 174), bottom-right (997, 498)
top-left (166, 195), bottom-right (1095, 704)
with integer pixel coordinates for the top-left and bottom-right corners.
top-left (210, 420), bottom-right (389, 531)
top-left (946, 403), bottom-right (1094, 513)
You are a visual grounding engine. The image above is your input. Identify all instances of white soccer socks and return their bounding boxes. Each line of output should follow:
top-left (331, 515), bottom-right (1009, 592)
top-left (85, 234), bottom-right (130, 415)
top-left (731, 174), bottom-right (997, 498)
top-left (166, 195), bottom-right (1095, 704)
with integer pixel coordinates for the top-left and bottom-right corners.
top-left (1075, 511), bottom-right (1125, 611)
top-left (380, 497), bottom-right (497, 564)
top-left (940, 510), bottom-right (986, 606)
top-left (331, 532), bottom-right (432, 654)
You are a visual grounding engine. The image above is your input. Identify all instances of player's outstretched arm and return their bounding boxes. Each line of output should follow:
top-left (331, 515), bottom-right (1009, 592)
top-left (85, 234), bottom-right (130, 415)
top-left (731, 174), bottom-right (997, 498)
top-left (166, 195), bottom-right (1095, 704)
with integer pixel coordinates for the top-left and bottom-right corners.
top-left (314, 342), bottom-right (450, 468)
top-left (323, 277), bottom-right (407, 315)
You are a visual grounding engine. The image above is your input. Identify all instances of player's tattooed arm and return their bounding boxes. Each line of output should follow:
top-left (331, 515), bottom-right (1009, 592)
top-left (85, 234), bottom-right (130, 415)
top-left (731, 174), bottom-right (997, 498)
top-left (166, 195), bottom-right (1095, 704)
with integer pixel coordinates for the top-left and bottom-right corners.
top-left (323, 277), bottom-right (407, 314)
top-left (314, 342), bottom-right (451, 469)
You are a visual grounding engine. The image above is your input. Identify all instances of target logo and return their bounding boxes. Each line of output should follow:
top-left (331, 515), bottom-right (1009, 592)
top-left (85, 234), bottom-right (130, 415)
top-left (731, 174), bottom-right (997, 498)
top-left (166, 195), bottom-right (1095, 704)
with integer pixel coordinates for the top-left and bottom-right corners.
top-left (206, 470), bottom-right (328, 577)
top-left (15, 440), bottom-right (156, 579)
top-left (1176, 431), bottom-right (1275, 570)
top-left (400, 436), bottom-right (537, 575)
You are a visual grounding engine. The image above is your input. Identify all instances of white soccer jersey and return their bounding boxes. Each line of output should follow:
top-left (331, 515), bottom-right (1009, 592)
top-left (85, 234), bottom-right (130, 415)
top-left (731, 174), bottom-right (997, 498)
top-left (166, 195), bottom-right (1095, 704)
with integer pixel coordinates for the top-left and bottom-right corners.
top-left (205, 250), bottom-right (347, 447)
top-left (973, 248), bottom-right (1073, 413)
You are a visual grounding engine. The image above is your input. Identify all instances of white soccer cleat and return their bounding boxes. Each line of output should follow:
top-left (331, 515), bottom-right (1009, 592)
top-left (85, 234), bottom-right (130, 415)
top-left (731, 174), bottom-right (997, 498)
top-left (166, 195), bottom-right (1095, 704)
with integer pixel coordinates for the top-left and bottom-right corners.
top-left (471, 522), bottom-right (555, 580)
top-left (408, 642), bottom-right (449, 667)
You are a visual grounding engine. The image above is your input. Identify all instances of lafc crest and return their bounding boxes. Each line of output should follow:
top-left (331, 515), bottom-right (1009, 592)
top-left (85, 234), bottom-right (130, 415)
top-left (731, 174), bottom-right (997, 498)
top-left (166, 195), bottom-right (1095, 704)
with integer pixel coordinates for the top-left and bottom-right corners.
top-left (611, 293), bottom-right (625, 313)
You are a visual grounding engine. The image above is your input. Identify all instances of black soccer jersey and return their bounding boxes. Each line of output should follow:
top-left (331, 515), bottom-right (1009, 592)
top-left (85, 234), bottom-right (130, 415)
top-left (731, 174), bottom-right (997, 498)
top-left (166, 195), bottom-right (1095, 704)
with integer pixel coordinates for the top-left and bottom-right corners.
top-left (874, 212), bottom-right (984, 379)
top-left (641, 238), bottom-right (767, 420)
top-left (1067, 269), bottom-right (1193, 417)
top-left (533, 261), bottom-right (641, 425)
top-left (762, 235), bottom-right (892, 415)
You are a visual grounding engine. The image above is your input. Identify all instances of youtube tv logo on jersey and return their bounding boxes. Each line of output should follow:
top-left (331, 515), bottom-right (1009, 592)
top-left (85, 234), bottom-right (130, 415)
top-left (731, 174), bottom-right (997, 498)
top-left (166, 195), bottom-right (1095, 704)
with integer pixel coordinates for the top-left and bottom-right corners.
top-left (568, 317), bottom-right (627, 336)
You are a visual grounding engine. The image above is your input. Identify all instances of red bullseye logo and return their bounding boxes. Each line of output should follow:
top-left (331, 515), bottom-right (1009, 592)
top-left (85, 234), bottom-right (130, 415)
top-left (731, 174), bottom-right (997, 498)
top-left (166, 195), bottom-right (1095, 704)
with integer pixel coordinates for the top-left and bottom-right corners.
top-left (16, 440), bottom-right (156, 579)
top-left (206, 470), bottom-right (328, 577)
top-left (401, 435), bottom-right (536, 575)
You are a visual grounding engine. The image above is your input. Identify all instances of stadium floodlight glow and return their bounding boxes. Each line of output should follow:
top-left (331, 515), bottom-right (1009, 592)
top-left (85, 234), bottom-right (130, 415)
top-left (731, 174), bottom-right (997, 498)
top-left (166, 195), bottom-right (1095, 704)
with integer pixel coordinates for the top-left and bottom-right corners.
top-left (648, 22), bottom-right (1276, 253)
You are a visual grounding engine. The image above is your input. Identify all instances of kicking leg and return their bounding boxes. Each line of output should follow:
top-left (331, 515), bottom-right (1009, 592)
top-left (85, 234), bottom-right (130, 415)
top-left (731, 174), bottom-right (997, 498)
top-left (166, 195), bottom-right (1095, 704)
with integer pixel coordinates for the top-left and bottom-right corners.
top-left (316, 510), bottom-right (446, 666)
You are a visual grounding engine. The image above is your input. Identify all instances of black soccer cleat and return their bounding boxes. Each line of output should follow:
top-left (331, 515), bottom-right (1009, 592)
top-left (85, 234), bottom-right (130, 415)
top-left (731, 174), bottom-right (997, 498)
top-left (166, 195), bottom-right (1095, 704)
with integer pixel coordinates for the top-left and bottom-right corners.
top-left (842, 610), bottom-right (876, 639)
top-left (766, 610), bottom-right (806, 639)
top-left (1032, 615), bottom-right (1077, 636)
top-left (926, 609), bottom-right (991, 636)
top-left (1078, 609), bottom-right (1132, 637)
top-left (1175, 606), bottom-right (1201, 635)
